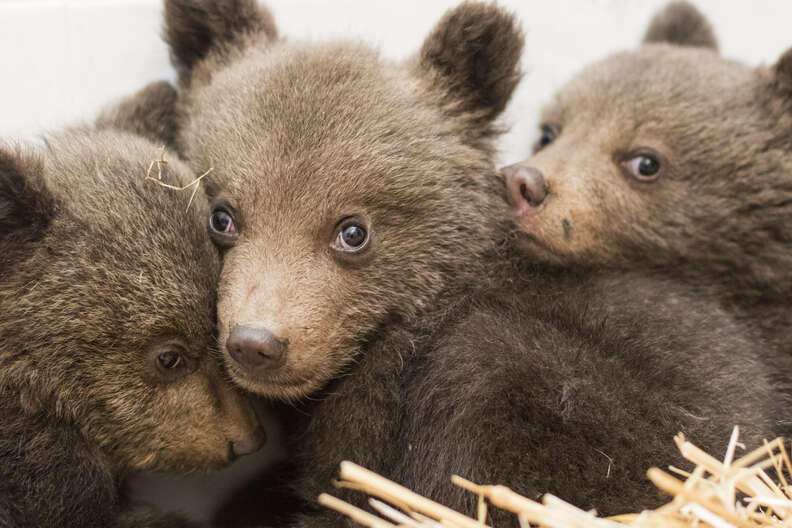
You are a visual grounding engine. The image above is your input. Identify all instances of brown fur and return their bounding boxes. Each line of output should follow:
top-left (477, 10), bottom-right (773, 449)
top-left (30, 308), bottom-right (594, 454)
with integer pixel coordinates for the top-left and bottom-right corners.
top-left (95, 80), bottom-right (181, 148)
top-left (0, 85), bottom-right (262, 527)
top-left (164, 0), bottom-right (278, 87)
top-left (643, 1), bottom-right (718, 50)
top-left (162, 2), bottom-right (792, 526)
top-left (507, 2), bottom-right (792, 353)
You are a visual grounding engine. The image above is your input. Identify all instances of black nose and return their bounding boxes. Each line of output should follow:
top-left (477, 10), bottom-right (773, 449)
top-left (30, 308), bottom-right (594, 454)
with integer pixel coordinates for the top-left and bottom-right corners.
top-left (502, 164), bottom-right (547, 208)
top-left (231, 425), bottom-right (266, 458)
top-left (227, 325), bottom-right (288, 370)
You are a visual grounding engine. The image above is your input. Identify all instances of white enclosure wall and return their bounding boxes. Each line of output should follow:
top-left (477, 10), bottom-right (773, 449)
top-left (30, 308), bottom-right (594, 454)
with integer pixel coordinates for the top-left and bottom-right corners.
top-left (0, 0), bottom-right (789, 522)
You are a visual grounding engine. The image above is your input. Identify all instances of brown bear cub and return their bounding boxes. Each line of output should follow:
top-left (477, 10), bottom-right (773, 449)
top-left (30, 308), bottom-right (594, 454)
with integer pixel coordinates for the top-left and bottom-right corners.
top-left (163, 0), bottom-right (792, 524)
top-left (0, 84), bottom-right (264, 527)
top-left (502, 1), bottom-right (792, 352)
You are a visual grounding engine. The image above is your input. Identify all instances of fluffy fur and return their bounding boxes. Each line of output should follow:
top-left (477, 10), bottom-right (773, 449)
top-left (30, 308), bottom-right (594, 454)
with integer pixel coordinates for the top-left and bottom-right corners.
top-left (643, 1), bottom-right (718, 50)
top-left (506, 1), bottom-right (792, 354)
top-left (0, 85), bottom-right (262, 527)
top-left (95, 80), bottom-right (181, 148)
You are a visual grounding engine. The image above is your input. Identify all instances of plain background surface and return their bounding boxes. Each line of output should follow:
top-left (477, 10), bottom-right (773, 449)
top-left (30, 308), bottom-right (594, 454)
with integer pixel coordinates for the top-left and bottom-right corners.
top-left (1, 0), bottom-right (789, 521)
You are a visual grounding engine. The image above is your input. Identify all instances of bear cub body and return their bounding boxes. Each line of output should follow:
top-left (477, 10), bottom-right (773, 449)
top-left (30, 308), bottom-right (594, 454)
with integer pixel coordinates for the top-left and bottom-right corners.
top-left (502, 1), bottom-right (792, 353)
top-left (0, 83), bottom-right (263, 527)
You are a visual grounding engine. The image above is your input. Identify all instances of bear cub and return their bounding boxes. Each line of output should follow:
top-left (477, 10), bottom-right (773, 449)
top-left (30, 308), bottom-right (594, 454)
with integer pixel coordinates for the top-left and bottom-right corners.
top-left (164, 1), bottom-right (792, 525)
top-left (502, 1), bottom-right (792, 352)
top-left (0, 83), bottom-right (263, 527)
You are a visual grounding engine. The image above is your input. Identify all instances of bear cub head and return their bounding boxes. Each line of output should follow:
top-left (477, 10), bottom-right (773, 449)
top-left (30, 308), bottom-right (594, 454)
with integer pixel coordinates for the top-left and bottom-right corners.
top-left (164, 0), bottom-right (523, 400)
top-left (0, 121), bottom-right (263, 474)
top-left (503, 1), bottom-right (792, 295)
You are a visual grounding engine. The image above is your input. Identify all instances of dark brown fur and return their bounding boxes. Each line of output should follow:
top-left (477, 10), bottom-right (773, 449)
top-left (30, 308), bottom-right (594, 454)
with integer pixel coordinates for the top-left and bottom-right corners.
top-left (508, 2), bottom-right (792, 354)
top-left (288, 263), bottom-right (790, 519)
top-left (95, 80), bottom-right (181, 148)
top-left (162, 2), bottom-right (792, 525)
top-left (0, 85), bottom-right (262, 527)
top-left (643, 1), bottom-right (718, 50)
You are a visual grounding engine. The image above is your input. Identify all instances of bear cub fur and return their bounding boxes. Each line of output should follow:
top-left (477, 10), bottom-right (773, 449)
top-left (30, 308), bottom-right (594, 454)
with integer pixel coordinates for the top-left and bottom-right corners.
top-left (502, 1), bottom-right (792, 353)
top-left (162, 0), bottom-right (792, 525)
top-left (0, 83), bottom-right (263, 527)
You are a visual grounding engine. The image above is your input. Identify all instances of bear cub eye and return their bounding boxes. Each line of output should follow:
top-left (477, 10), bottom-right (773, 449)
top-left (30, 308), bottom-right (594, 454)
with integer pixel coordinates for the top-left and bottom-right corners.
top-left (331, 217), bottom-right (371, 255)
top-left (158, 349), bottom-right (183, 370)
top-left (622, 152), bottom-right (663, 182)
top-left (209, 205), bottom-right (239, 247)
top-left (534, 124), bottom-right (559, 152)
top-left (210, 209), bottom-right (234, 233)
top-left (151, 343), bottom-right (192, 379)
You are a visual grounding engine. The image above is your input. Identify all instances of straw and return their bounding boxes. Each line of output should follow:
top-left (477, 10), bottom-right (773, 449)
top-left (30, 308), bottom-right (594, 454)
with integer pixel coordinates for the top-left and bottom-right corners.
top-left (319, 427), bottom-right (792, 528)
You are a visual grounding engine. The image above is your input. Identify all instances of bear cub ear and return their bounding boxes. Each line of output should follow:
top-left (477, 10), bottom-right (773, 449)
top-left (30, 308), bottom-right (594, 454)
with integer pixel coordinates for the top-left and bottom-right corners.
top-left (643, 1), bottom-right (718, 51)
top-left (772, 48), bottom-right (792, 96)
top-left (0, 149), bottom-right (54, 250)
top-left (416, 1), bottom-right (524, 131)
top-left (163, 0), bottom-right (278, 82)
top-left (95, 81), bottom-right (180, 147)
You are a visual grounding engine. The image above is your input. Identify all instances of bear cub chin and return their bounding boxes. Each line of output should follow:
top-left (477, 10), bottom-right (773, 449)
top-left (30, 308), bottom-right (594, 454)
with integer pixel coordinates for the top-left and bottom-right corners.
top-left (0, 82), bottom-right (263, 528)
top-left (502, 1), bottom-right (792, 354)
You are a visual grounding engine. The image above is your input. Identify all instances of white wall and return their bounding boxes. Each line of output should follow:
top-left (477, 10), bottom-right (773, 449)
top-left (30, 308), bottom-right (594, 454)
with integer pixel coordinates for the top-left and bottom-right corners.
top-left (1, 0), bottom-right (789, 164)
top-left (1, 0), bottom-right (788, 521)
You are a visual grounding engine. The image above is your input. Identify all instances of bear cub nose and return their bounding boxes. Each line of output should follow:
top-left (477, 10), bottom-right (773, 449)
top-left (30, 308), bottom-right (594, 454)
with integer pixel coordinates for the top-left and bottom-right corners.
top-left (227, 325), bottom-right (288, 370)
top-left (231, 425), bottom-right (266, 458)
top-left (503, 164), bottom-right (547, 210)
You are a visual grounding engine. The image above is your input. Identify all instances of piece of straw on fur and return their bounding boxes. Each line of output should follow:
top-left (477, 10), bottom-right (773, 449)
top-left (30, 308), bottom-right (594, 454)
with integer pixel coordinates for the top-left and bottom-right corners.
top-left (145, 146), bottom-right (213, 211)
top-left (320, 427), bottom-right (792, 528)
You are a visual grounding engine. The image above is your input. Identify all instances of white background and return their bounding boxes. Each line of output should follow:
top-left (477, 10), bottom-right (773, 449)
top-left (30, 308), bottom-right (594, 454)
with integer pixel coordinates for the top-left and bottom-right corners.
top-left (1, 0), bottom-right (788, 521)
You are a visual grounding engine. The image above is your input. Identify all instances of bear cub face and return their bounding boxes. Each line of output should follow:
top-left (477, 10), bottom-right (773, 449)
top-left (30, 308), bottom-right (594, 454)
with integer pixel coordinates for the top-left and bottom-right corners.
top-left (0, 128), bottom-right (262, 474)
top-left (504, 1), bottom-right (792, 287)
top-left (164, 0), bottom-right (522, 401)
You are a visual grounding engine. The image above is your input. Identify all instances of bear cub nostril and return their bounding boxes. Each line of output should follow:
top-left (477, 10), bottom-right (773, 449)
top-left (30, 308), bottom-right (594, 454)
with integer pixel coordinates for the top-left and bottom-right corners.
top-left (520, 183), bottom-right (529, 202)
top-left (227, 325), bottom-right (288, 371)
top-left (504, 164), bottom-right (547, 209)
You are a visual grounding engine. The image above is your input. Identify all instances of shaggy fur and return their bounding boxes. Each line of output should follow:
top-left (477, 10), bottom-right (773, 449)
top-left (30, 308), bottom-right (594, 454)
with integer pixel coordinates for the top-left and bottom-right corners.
top-left (0, 86), bottom-right (262, 527)
top-left (507, 2), bottom-right (792, 354)
top-left (163, 1), bottom-right (792, 526)
top-left (95, 80), bottom-right (181, 148)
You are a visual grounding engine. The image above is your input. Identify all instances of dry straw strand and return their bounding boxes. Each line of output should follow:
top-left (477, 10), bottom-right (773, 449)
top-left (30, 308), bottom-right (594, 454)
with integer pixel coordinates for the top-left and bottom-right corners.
top-left (320, 429), bottom-right (792, 528)
top-left (145, 146), bottom-right (214, 212)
